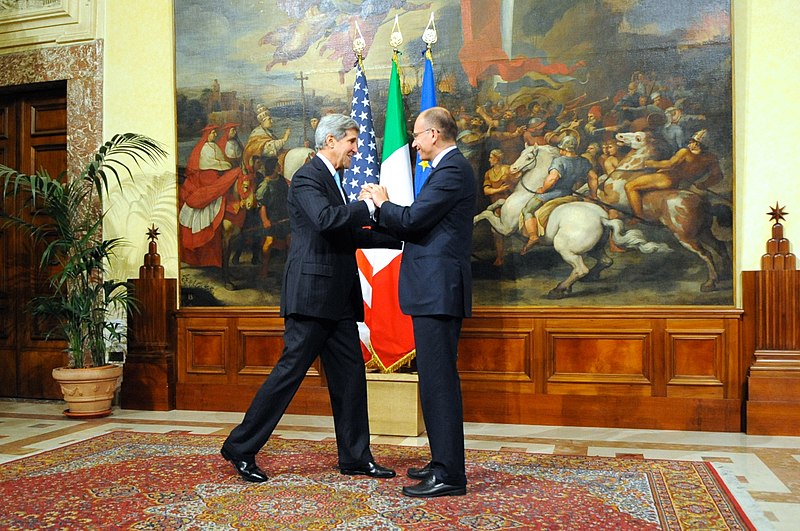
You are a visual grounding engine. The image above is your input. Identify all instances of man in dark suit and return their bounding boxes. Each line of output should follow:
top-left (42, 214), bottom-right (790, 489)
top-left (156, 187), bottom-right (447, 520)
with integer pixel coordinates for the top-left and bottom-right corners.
top-left (221, 114), bottom-right (398, 482)
top-left (363, 107), bottom-right (475, 498)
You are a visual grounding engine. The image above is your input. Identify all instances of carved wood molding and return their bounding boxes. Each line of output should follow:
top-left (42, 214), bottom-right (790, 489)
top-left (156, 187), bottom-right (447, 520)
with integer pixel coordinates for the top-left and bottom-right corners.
top-left (750, 350), bottom-right (800, 373)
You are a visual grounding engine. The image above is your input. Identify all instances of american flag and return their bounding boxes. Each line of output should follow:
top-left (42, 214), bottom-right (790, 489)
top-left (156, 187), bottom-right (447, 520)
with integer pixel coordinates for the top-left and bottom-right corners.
top-left (342, 62), bottom-right (379, 201)
top-left (345, 59), bottom-right (415, 370)
top-left (344, 61), bottom-right (380, 364)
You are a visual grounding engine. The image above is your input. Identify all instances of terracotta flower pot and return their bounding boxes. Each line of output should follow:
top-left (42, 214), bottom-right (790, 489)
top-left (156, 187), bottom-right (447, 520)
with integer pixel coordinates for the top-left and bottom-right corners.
top-left (51, 364), bottom-right (123, 418)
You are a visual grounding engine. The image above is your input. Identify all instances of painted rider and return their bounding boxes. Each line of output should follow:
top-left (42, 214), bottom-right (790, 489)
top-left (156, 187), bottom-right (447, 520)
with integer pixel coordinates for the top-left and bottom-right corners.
top-left (482, 149), bottom-right (519, 266)
top-left (624, 129), bottom-right (723, 222)
top-left (523, 116), bottom-right (548, 147)
top-left (518, 135), bottom-right (599, 255)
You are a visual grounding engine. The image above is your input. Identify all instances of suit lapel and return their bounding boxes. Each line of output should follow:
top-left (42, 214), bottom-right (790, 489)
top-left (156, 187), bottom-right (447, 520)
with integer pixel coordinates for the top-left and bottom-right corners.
top-left (313, 156), bottom-right (345, 204)
top-left (419, 149), bottom-right (457, 193)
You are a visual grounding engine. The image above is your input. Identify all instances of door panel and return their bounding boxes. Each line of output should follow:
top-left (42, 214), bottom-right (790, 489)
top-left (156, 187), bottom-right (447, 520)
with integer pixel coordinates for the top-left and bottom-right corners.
top-left (0, 84), bottom-right (67, 399)
top-left (0, 97), bottom-right (17, 396)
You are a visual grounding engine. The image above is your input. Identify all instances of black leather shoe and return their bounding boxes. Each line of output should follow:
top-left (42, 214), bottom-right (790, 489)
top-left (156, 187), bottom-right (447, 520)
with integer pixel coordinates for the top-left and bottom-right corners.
top-left (402, 475), bottom-right (466, 498)
top-left (407, 463), bottom-right (432, 479)
top-left (220, 446), bottom-right (268, 483)
top-left (340, 461), bottom-right (396, 479)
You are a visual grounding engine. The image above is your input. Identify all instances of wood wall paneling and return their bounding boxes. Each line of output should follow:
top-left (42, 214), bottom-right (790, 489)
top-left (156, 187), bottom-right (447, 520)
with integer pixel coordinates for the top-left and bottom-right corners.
top-left (175, 311), bottom-right (329, 414)
top-left (458, 325), bottom-right (532, 381)
top-left (665, 320), bottom-right (727, 398)
top-left (175, 308), bottom-right (744, 431)
top-left (184, 326), bottom-right (228, 377)
top-left (544, 320), bottom-right (652, 397)
top-left (236, 317), bottom-right (300, 377)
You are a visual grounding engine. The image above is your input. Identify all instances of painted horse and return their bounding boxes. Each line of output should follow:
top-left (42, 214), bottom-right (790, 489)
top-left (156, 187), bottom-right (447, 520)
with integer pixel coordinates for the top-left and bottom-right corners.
top-left (474, 144), bottom-right (670, 298)
top-left (600, 131), bottom-right (731, 292)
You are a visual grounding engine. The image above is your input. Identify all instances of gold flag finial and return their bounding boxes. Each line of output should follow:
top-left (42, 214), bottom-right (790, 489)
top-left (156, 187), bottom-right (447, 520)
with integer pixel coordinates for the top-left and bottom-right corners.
top-left (353, 20), bottom-right (366, 59)
top-left (422, 12), bottom-right (437, 48)
top-left (389, 14), bottom-right (403, 49)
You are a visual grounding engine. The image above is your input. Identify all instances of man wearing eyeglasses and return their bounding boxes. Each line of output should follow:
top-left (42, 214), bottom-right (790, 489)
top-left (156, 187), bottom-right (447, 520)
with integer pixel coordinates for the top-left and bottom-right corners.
top-left (362, 106), bottom-right (475, 498)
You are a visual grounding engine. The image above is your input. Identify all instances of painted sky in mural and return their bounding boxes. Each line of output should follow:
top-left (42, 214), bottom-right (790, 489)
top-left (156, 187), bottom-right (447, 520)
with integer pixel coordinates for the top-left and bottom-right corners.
top-left (176, 0), bottom-right (730, 96)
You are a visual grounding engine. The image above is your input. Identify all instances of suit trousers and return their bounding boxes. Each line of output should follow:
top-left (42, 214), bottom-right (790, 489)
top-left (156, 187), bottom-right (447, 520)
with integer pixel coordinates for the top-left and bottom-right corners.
top-left (223, 314), bottom-right (374, 468)
top-left (412, 315), bottom-right (467, 486)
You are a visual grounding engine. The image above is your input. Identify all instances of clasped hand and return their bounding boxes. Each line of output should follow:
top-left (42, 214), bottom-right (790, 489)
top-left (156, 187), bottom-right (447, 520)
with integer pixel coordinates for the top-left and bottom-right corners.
top-left (359, 183), bottom-right (389, 207)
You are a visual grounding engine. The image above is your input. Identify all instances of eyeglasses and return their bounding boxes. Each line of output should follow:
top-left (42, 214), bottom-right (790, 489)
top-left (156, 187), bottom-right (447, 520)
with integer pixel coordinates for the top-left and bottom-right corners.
top-left (411, 128), bottom-right (436, 139)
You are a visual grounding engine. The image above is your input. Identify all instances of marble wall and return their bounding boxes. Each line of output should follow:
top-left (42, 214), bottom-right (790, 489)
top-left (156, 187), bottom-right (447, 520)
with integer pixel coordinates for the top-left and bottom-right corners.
top-left (0, 41), bottom-right (103, 177)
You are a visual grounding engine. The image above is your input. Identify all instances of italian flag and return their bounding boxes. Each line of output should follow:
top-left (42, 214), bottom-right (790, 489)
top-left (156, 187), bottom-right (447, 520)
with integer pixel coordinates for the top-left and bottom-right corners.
top-left (358, 53), bottom-right (415, 372)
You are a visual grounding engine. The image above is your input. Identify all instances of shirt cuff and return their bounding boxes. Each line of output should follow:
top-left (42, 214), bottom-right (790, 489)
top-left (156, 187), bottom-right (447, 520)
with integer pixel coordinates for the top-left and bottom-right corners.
top-left (363, 198), bottom-right (376, 217)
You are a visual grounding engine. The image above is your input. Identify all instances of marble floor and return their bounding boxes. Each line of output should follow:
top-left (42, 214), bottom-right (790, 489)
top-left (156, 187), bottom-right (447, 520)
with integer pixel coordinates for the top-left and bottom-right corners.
top-left (1, 399), bottom-right (799, 530)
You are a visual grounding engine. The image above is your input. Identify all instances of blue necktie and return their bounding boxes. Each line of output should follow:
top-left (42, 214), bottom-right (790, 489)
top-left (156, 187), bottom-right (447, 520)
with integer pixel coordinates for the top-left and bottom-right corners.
top-left (334, 171), bottom-right (346, 201)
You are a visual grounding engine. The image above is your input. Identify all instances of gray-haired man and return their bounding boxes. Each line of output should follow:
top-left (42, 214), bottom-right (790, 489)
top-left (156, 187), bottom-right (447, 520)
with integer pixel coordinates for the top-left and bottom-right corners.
top-left (221, 114), bottom-right (399, 483)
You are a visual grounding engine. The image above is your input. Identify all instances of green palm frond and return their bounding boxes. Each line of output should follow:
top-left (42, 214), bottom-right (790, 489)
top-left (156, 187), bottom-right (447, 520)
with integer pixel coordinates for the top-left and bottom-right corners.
top-left (1, 133), bottom-right (167, 368)
top-left (82, 133), bottom-right (168, 198)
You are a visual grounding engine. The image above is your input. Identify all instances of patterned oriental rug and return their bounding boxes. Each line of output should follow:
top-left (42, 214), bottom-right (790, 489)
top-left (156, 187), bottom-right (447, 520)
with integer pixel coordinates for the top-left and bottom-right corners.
top-left (0, 432), bottom-right (755, 530)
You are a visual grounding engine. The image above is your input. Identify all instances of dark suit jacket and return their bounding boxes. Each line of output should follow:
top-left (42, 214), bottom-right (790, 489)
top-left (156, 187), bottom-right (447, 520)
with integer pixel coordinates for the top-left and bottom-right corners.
top-left (377, 148), bottom-right (475, 317)
top-left (281, 155), bottom-right (399, 321)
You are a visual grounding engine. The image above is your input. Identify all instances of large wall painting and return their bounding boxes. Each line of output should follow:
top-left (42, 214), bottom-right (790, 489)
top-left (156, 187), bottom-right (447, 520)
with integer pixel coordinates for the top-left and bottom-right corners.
top-left (174, 0), bottom-right (733, 307)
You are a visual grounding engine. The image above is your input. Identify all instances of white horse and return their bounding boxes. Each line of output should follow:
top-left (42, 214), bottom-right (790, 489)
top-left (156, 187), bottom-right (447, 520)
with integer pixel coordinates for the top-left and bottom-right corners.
top-left (473, 145), bottom-right (564, 239)
top-left (282, 146), bottom-right (314, 182)
top-left (474, 144), bottom-right (671, 298)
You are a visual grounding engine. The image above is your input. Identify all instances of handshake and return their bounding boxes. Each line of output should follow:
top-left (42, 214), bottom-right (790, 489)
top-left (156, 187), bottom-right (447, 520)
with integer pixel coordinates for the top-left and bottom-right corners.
top-left (359, 182), bottom-right (390, 208)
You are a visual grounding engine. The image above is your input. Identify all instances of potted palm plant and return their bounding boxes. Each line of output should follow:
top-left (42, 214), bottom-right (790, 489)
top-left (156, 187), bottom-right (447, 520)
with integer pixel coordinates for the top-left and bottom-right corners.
top-left (0, 133), bottom-right (167, 417)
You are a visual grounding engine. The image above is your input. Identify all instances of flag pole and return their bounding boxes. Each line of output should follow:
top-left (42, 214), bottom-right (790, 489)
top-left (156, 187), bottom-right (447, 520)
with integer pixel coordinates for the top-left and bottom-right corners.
top-left (414, 12), bottom-right (439, 197)
top-left (423, 11), bottom-right (437, 52)
top-left (390, 14), bottom-right (404, 75)
top-left (353, 20), bottom-right (366, 69)
top-left (348, 21), bottom-right (380, 366)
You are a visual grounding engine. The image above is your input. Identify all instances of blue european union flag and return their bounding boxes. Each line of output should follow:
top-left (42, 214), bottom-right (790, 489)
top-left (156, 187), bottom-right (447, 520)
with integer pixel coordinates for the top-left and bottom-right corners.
top-left (414, 49), bottom-right (437, 197)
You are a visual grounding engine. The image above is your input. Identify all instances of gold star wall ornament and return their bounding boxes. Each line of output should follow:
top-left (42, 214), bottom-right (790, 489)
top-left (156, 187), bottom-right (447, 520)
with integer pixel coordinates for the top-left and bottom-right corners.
top-left (768, 202), bottom-right (788, 224)
top-left (146, 224), bottom-right (160, 242)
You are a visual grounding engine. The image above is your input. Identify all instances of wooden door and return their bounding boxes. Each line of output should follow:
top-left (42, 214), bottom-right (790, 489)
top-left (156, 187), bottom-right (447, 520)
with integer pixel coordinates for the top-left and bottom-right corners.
top-left (0, 83), bottom-right (68, 399)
